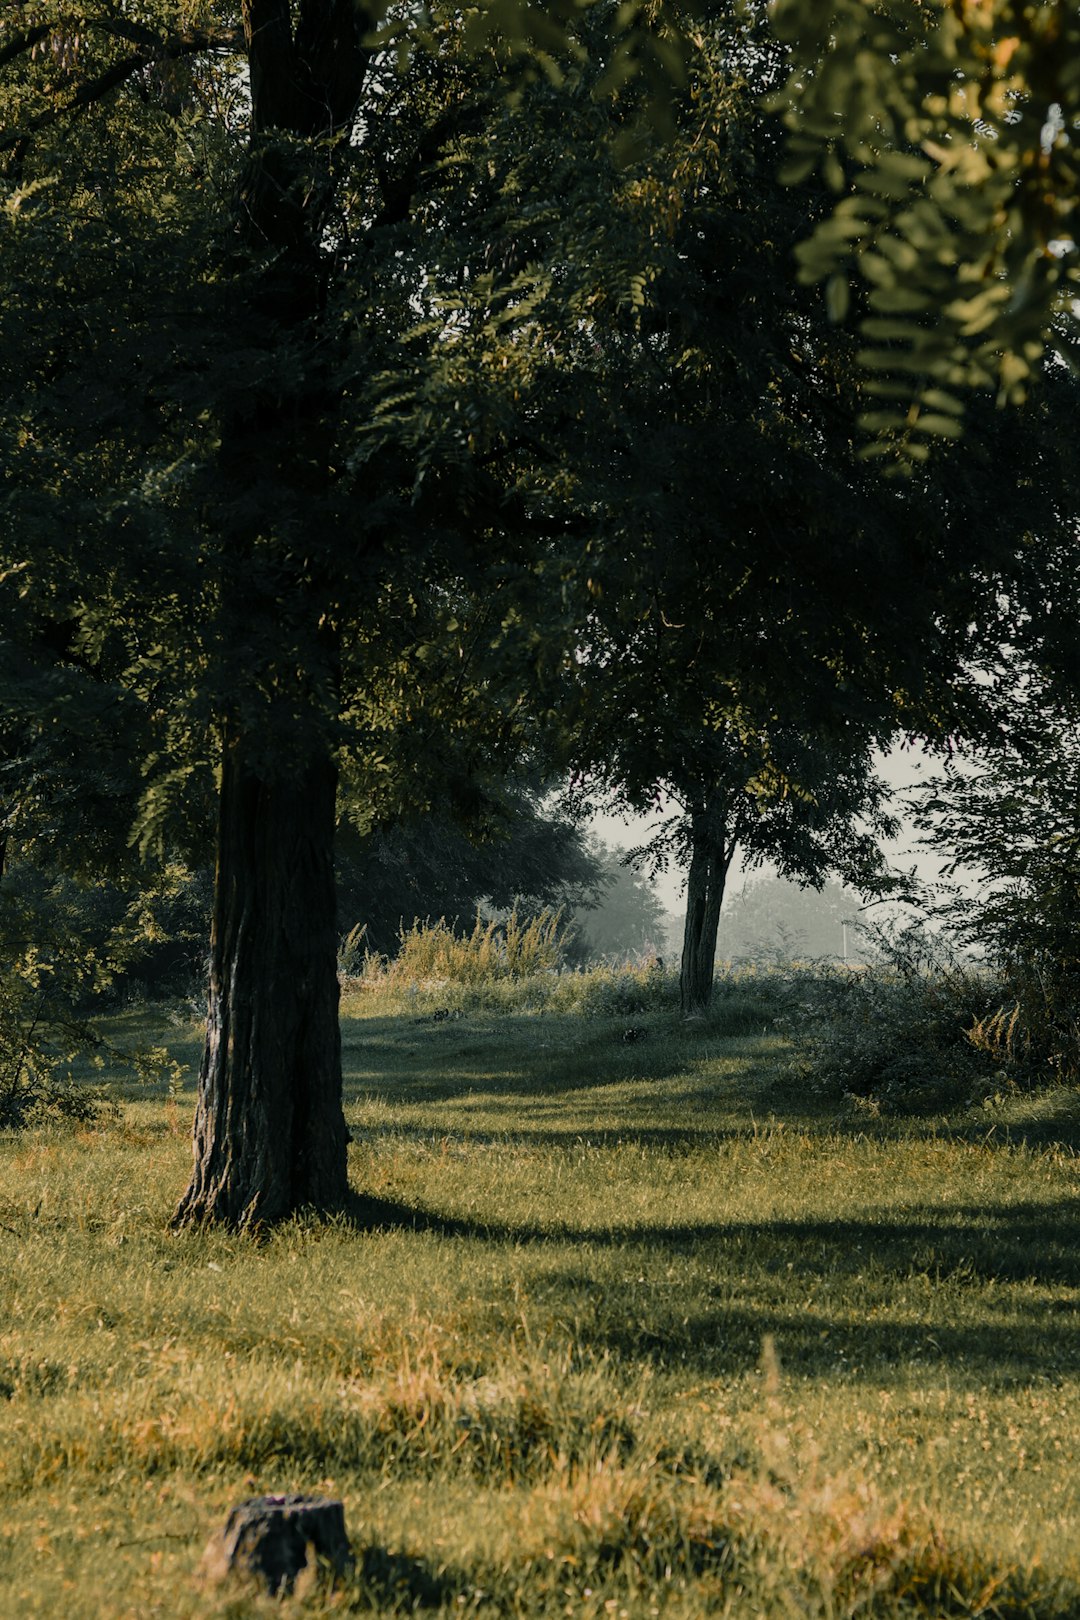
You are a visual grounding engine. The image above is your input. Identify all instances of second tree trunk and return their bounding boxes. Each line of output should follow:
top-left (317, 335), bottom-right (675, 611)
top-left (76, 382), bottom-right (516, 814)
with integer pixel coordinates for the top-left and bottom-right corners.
top-left (679, 793), bottom-right (732, 1015)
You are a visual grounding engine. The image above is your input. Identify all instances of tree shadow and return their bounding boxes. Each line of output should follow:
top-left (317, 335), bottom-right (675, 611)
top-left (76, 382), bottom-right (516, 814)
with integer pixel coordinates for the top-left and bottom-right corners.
top-left (353, 1543), bottom-right (458, 1610)
top-left (342, 1189), bottom-right (1080, 1282)
top-left (591, 1294), bottom-right (1080, 1381)
top-left (340, 1188), bottom-right (1080, 1380)
top-left (340, 1012), bottom-right (1080, 1148)
top-left (347, 1118), bottom-right (751, 1151)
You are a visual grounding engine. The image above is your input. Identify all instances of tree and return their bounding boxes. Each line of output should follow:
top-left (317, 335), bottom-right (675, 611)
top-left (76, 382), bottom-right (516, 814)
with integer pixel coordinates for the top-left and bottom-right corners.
top-left (0, 4), bottom-right (570, 1223)
top-left (566, 841), bottom-right (668, 962)
top-left (717, 875), bottom-right (865, 963)
top-left (4, 2), bottom-right (689, 1222)
top-left (585, 728), bottom-right (897, 1013)
top-left (553, 20), bottom-right (1063, 1014)
top-left (337, 782), bottom-right (602, 958)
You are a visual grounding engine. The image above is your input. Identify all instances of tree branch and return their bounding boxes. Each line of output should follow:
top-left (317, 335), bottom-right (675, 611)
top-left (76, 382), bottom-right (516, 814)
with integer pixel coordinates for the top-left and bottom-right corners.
top-left (0, 24), bottom-right (50, 71)
top-left (93, 20), bottom-right (243, 55)
top-left (373, 99), bottom-right (486, 227)
top-left (0, 25), bottom-right (243, 155)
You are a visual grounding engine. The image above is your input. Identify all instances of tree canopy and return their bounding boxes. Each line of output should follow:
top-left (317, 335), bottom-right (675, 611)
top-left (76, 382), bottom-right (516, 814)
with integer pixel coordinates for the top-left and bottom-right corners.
top-left (3, 0), bottom-right (1079, 1221)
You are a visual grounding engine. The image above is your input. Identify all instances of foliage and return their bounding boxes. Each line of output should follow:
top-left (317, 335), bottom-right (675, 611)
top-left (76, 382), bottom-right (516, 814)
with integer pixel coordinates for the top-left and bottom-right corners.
top-left (911, 705), bottom-right (1080, 1087)
top-left (771, 0), bottom-right (1080, 462)
top-left (0, 856), bottom-right (183, 1127)
top-left (4, 0), bottom-right (1078, 1216)
top-left (778, 920), bottom-right (1007, 1114)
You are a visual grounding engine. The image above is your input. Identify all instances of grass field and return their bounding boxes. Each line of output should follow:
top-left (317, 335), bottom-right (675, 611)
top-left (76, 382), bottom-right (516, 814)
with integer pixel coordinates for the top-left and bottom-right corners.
top-left (3, 990), bottom-right (1080, 1617)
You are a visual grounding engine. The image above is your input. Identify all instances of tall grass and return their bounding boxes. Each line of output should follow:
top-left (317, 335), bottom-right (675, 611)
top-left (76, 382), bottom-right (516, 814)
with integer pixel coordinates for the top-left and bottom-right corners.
top-left (342, 911), bottom-right (790, 1034)
top-left (342, 906), bottom-right (569, 988)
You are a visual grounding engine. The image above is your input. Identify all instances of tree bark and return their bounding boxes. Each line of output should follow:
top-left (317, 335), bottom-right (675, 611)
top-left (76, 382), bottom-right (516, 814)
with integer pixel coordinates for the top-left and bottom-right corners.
top-left (679, 793), bottom-right (733, 1016)
top-left (174, 729), bottom-right (349, 1227)
top-left (172, 1), bottom-right (371, 1226)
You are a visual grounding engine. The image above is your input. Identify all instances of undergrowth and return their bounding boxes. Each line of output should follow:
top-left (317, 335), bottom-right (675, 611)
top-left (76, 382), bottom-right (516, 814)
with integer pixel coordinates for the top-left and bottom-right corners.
top-left (341, 914), bottom-right (679, 1021)
top-left (343, 915), bottom-right (1034, 1115)
top-left (772, 921), bottom-right (1042, 1115)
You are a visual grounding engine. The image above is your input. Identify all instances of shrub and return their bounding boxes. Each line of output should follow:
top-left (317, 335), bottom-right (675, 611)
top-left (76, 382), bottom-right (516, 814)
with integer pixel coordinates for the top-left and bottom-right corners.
top-left (777, 921), bottom-right (1004, 1114)
top-left (912, 721), bottom-right (1080, 1090)
top-left (0, 863), bottom-right (184, 1129)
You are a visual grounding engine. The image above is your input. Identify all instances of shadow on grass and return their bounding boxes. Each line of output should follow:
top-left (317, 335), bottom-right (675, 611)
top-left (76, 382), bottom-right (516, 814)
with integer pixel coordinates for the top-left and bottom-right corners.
top-left (344, 1010), bottom-right (761, 1075)
top-left (347, 1118), bottom-right (759, 1153)
top-left (595, 1296), bottom-right (1080, 1380)
top-left (354, 1543), bottom-right (458, 1610)
top-left (340, 1014), bottom-right (1080, 1154)
top-left (342, 1190), bottom-right (1080, 1380)
top-left (344, 1189), bottom-right (1080, 1281)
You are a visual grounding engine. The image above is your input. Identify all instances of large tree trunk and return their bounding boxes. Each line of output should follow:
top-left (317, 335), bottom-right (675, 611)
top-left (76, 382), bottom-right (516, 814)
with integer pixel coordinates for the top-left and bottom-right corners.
top-left (174, 731), bottom-right (349, 1227)
top-left (679, 793), bottom-right (733, 1016)
top-left (172, 1), bottom-right (371, 1226)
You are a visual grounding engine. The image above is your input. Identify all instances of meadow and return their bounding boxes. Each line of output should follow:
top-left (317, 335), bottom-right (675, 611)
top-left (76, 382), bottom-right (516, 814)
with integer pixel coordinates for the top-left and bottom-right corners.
top-left (2, 970), bottom-right (1080, 1618)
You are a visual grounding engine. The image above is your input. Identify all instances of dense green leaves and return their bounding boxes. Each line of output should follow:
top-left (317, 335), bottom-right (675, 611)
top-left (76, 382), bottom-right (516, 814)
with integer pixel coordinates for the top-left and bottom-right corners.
top-left (772, 0), bottom-right (1080, 461)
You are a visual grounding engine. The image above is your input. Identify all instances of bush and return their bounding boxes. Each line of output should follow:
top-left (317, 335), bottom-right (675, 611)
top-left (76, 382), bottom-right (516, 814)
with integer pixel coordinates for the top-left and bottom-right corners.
top-left (0, 862), bottom-right (183, 1129)
top-left (777, 921), bottom-right (1006, 1114)
top-left (911, 721), bottom-right (1080, 1090)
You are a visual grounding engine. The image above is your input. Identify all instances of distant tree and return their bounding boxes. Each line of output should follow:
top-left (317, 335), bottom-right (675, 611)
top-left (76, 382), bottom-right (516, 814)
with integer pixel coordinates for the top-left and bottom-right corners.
top-left (610, 734), bottom-right (896, 1013)
top-left (337, 784), bottom-right (602, 958)
top-left (566, 842), bottom-right (668, 963)
top-left (717, 875), bottom-right (866, 965)
top-left (556, 22), bottom-right (1047, 1015)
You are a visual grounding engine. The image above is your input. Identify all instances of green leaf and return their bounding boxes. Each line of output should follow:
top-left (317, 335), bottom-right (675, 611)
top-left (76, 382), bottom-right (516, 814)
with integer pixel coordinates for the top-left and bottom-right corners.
top-left (825, 273), bottom-right (850, 322)
top-left (911, 412), bottom-right (964, 439)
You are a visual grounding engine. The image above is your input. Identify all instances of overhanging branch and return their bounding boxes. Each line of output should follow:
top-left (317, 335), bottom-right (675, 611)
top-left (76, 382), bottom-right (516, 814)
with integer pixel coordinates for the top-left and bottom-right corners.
top-left (0, 25), bottom-right (50, 71)
top-left (0, 23), bottom-right (244, 155)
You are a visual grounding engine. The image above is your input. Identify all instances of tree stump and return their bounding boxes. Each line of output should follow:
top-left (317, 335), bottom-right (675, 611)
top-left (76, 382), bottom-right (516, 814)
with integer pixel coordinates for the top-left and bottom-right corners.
top-left (199, 1494), bottom-right (352, 1594)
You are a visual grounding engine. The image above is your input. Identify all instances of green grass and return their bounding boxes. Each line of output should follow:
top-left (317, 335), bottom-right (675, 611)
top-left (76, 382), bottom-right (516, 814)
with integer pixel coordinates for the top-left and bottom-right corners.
top-left (3, 994), bottom-right (1080, 1617)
